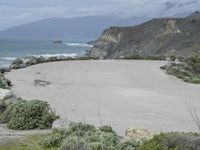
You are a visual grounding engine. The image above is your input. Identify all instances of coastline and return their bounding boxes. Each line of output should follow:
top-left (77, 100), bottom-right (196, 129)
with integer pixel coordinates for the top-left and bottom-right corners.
top-left (4, 59), bottom-right (200, 135)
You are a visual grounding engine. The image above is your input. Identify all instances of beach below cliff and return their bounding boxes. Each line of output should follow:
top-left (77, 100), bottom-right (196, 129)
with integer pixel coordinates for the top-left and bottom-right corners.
top-left (5, 60), bottom-right (200, 135)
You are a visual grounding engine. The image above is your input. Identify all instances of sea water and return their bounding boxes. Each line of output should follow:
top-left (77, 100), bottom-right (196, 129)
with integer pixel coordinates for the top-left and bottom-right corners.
top-left (0, 39), bottom-right (93, 67)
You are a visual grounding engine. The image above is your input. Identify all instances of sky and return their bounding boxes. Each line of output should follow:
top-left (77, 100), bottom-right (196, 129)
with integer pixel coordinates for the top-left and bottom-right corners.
top-left (0, 0), bottom-right (200, 31)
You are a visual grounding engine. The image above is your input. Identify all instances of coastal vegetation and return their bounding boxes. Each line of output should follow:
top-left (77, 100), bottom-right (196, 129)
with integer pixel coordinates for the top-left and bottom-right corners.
top-left (0, 96), bottom-right (58, 130)
top-left (0, 122), bottom-right (200, 150)
top-left (161, 55), bottom-right (200, 84)
top-left (0, 73), bottom-right (10, 89)
top-left (138, 132), bottom-right (200, 150)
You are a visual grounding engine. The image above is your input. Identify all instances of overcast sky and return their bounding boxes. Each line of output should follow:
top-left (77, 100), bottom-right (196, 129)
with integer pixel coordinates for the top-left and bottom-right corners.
top-left (0, 0), bottom-right (199, 30)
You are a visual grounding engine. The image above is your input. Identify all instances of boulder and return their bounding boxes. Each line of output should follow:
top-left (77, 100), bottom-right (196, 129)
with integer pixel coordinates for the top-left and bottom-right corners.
top-left (10, 56), bottom-right (76, 69)
top-left (0, 67), bottom-right (10, 73)
top-left (0, 89), bottom-right (13, 100)
top-left (124, 127), bottom-right (154, 144)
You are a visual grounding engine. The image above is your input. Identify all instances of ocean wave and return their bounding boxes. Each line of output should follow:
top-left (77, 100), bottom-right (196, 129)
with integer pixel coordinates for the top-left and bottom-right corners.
top-left (65, 42), bottom-right (93, 47)
top-left (0, 57), bottom-right (17, 60)
top-left (33, 53), bottom-right (78, 58)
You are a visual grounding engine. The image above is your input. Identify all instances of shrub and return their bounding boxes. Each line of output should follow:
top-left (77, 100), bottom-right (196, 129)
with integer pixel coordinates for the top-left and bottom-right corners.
top-left (42, 123), bottom-right (200, 150)
top-left (0, 101), bottom-right (6, 113)
top-left (59, 136), bottom-right (86, 150)
top-left (39, 128), bottom-right (66, 148)
top-left (185, 56), bottom-right (200, 74)
top-left (40, 122), bottom-right (121, 150)
top-left (39, 132), bottom-right (64, 148)
top-left (65, 122), bottom-right (96, 137)
top-left (99, 125), bottom-right (116, 134)
top-left (161, 55), bottom-right (200, 84)
top-left (86, 142), bottom-right (103, 150)
top-left (137, 132), bottom-right (200, 150)
top-left (0, 73), bottom-right (11, 89)
top-left (0, 99), bottom-right (58, 130)
top-left (97, 132), bottom-right (119, 149)
top-left (117, 140), bottom-right (135, 150)
top-left (0, 78), bottom-right (9, 89)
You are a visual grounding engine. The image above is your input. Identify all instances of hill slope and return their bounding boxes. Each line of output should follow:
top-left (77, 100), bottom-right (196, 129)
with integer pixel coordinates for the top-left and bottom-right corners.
top-left (0, 16), bottom-right (148, 40)
top-left (89, 11), bottom-right (200, 59)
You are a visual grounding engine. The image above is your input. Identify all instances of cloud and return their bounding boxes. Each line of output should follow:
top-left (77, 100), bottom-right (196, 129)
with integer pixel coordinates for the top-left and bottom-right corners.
top-left (164, 2), bottom-right (176, 10)
top-left (0, 0), bottom-right (199, 30)
top-left (179, 0), bottom-right (197, 7)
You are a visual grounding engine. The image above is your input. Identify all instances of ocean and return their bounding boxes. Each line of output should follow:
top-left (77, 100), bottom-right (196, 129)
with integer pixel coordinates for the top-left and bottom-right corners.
top-left (0, 39), bottom-right (93, 67)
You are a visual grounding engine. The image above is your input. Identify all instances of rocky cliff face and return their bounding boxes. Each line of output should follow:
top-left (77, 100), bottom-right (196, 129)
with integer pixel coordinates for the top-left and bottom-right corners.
top-left (89, 11), bottom-right (200, 59)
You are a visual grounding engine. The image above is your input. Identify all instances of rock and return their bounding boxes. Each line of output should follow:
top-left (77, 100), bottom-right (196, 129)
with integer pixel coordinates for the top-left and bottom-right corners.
top-left (10, 58), bottom-right (27, 69)
top-left (10, 56), bottom-right (76, 69)
top-left (9, 55), bottom-right (98, 70)
top-left (118, 56), bottom-right (126, 59)
top-left (0, 89), bottom-right (13, 100)
top-left (0, 67), bottom-right (10, 73)
top-left (175, 58), bottom-right (181, 64)
top-left (89, 12), bottom-right (200, 59)
top-left (87, 40), bottom-right (96, 45)
top-left (124, 127), bottom-right (154, 144)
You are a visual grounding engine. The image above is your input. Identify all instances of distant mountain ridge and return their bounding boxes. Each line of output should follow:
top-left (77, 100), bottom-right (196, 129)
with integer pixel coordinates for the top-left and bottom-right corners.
top-left (0, 16), bottom-right (149, 40)
top-left (89, 11), bottom-right (200, 59)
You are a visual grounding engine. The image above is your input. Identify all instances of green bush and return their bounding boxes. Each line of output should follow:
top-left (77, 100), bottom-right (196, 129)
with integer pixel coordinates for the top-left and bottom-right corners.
top-left (0, 101), bottom-right (6, 113)
top-left (65, 122), bottom-right (96, 137)
top-left (39, 128), bottom-right (65, 148)
top-left (39, 132), bottom-right (64, 148)
top-left (0, 80), bottom-right (8, 89)
top-left (184, 56), bottom-right (200, 74)
top-left (0, 79), bottom-right (9, 89)
top-left (0, 99), bottom-right (58, 130)
top-left (40, 123), bottom-right (200, 150)
top-left (117, 140), bottom-right (135, 150)
top-left (99, 125), bottom-right (116, 134)
top-left (137, 132), bottom-right (199, 150)
top-left (86, 142), bottom-right (103, 150)
top-left (161, 55), bottom-right (200, 84)
top-left (40, 122), bottom-right (121, 150)
top-left (59, 136), bottom-right (86, 150)
top-left (0, 73), bottom-right (11, 89)
top-left (59, 131), bottom-right (119, 150)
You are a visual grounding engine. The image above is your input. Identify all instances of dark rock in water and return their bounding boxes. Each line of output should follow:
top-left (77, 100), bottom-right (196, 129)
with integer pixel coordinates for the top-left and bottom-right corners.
top-left (89, 12), bottom-right (200, 59)
top-left (87, 40), bottom-right (96, 45)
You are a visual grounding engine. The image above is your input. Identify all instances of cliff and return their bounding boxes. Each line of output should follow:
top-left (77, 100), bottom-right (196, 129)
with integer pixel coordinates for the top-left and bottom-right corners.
top-left (89, 11), bottom-right (200, 59)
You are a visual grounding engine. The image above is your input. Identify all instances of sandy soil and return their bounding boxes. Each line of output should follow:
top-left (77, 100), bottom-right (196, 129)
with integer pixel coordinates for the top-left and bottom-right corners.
top-left (5, 60), bottom-right (200, 135)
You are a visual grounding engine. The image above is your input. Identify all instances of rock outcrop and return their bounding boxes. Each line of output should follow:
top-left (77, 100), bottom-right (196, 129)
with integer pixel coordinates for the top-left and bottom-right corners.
top-left (89, 11), bottom-right (200, 59)
top-left (124, 127), bottom-right (154, 144)
top-left (10, 56), bottom-right (97, 70)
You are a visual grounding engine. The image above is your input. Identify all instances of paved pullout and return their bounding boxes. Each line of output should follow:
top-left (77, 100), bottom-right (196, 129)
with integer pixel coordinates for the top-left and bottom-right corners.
top-left (5, 60), bottom-right (200, 135)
